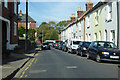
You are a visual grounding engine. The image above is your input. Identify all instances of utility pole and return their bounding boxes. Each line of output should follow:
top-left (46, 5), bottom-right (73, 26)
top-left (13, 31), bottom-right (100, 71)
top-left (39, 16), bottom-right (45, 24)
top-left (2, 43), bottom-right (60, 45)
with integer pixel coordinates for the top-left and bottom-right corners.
top-left (25, 0), bottom-right (28, 52)
top-left (42, 31), bottom-right (43, 43)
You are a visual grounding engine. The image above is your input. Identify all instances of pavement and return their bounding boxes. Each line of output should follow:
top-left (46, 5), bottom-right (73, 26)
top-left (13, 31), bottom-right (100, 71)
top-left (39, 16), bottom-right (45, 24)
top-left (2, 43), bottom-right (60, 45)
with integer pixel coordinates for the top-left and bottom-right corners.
top-left (1, 47), bottom-right (40, 80)
top-left (14, 48), bottom-right (119, 79)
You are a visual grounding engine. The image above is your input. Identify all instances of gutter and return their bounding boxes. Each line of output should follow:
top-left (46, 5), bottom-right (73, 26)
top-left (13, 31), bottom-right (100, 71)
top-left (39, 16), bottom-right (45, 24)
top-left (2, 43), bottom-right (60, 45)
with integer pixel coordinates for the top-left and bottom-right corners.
top-left (117, 0), bottom-right (120, 48)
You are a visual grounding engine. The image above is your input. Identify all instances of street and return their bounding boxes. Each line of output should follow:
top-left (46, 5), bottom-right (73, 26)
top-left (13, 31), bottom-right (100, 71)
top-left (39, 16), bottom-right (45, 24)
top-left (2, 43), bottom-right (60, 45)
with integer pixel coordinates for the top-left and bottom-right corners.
top-left (14, 48), bottom-right (119, 78)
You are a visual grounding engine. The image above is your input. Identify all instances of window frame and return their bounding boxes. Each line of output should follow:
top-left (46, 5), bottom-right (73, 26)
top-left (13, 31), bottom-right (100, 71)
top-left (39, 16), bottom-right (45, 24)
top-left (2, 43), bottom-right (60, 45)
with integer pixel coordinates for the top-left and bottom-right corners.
top-left (14, 0), bottom-right (17, 14)
top-left (14, 22), bottom-right (17, 36)
top-left (4, 0), bottom-right (8, 8)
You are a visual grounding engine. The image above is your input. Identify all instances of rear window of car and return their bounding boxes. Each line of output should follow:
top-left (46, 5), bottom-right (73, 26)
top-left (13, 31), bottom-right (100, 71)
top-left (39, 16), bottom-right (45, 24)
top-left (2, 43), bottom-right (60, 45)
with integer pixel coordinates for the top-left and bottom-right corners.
top-left (43, 43), bottom-right (48, 45)
top-left (83, 42), bottom-right (91, 47)
top-left (73, 41), bottom-right (80, 44)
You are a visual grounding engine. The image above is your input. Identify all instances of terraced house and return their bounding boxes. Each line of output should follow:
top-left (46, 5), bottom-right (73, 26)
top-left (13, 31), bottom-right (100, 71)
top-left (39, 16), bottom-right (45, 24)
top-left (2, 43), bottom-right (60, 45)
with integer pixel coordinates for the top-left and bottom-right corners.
top-left (60, 0), bottom-right (120, 47)
top-left (0, 0), bottom-right (20, 54)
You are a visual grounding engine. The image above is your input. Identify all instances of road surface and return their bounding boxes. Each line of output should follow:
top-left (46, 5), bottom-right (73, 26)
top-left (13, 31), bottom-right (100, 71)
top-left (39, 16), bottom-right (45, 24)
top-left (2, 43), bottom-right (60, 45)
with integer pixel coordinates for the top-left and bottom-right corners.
top-left (14, 48), bottom-right (119, 79)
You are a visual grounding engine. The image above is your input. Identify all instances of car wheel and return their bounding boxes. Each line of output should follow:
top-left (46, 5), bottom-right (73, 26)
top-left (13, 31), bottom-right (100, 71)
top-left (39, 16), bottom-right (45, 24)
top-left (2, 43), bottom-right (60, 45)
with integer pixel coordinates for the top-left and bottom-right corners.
top-left (96, 54), bottom-right (101, 63)
top-left (81, 52), bottom-right (83, 57)
top-left (40, 47), bottom-right (42, 51)
top-left (87, 53), bottom-right (90, 59)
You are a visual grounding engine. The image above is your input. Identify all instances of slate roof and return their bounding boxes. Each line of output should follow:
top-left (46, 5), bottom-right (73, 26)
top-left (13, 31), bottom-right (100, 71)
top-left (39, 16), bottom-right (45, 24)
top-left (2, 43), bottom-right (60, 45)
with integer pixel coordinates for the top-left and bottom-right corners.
top-left (18, 14), bottom-right (36, 23)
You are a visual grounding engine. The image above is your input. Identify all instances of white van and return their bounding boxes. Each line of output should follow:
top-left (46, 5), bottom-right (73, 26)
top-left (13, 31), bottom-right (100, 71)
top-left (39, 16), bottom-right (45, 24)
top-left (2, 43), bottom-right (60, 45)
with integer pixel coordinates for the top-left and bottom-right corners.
top-left (68, 39), bottom-right (81, 54)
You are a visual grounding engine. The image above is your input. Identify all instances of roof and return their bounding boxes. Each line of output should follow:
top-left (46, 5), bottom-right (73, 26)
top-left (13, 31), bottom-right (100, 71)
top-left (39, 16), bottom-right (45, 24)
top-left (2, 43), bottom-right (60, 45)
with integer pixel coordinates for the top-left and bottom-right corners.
top-left (18, 14), bottom-right (36, 23)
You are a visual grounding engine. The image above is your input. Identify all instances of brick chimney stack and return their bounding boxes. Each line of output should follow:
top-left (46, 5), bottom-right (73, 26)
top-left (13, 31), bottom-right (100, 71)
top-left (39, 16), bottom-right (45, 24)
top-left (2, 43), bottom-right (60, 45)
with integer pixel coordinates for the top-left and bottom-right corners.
top-left (71, 14), bottom-right (76, 22)
top-left (86, 0), bottom-right (93, 11)
top-left (77, 6), bottom-right (83, 18)
top-left (19, 10), bottom-right (22, 16)
top-left (67, 18), bottom-right (71, 25)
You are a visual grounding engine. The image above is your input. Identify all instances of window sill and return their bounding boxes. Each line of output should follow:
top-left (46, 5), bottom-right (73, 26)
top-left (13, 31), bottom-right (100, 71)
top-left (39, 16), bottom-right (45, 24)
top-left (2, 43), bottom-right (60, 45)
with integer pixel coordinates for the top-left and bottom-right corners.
top-left (105, 19), bottom-right (112, 23)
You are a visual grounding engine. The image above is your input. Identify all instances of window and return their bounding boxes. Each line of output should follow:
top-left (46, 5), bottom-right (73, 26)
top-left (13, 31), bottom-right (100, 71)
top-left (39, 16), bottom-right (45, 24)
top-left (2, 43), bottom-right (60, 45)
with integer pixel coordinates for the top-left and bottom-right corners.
top-left (94, 33), bottom-right (97, 41)
top-left (4, 0), bottom-right (7, 8)
top-left (106, 3), bottom-right (112, 21)
top-left (99, 31), bottom-right (101, 41)
top-left (110, 30), bottom-right (115, 43)
top-left (87, 15), bottom-right (90, 27)
top-left (104, 30), bottom-right (107, 41)
top-left (14, 22), bottom-right (17, 36)
top-left (79, 22), bottom-right (81, 31)
top-left (95, 10), bottom-right (98, 25)
top-left (0, 0), bottom-right (1, 5)
top-left (93, 42), bottom-right (98, 47)
top-left (14, 1), bottom-right (17, 14)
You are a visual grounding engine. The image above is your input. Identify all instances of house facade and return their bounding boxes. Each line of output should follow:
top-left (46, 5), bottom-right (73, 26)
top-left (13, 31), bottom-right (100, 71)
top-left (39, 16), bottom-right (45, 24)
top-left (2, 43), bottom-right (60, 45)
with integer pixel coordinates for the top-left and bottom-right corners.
top-left (18, 10), bottom-right (36, 30)
top-left (60, 0), bottom-right (119, 47)
top-left (0, 1), bottom-right (20, 53)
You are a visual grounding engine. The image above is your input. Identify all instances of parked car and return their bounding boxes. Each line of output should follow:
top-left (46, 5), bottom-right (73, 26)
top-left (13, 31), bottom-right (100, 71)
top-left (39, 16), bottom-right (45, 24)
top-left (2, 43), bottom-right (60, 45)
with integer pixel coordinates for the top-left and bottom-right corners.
top-left (55, 40), bottom-right (62, 49)
top-left (58, 42), bottom-right (65, 50)
top-left (62, 39), bottom-right (69, 52)
top-left (87, 41), bottom-right (120, 63)
top-left (40, 42), bottom-right (50, 50)
top-left (76, 41), bottom-right (91, 57)
top-left (68, 39), bottom-right (81, 54)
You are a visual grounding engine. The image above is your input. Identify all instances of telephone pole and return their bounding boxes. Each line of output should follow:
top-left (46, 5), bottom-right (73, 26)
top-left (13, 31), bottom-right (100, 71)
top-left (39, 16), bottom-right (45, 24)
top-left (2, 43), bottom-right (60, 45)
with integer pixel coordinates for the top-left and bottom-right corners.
top-left (25, 0), bottom-right (28, 52)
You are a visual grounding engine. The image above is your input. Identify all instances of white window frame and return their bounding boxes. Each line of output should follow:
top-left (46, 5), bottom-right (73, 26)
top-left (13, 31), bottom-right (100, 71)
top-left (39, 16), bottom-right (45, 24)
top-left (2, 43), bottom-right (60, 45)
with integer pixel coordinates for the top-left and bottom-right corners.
top-left (87, 15), bottom-right (90, 27)
top-left (79, 22), bottom-right (81, 31)
top-left (4, 0), bottom-right (8, 8)
top-left (14, 0), bottom-right (17, 14)
top-left (14, 22), bottom-right (17, 36)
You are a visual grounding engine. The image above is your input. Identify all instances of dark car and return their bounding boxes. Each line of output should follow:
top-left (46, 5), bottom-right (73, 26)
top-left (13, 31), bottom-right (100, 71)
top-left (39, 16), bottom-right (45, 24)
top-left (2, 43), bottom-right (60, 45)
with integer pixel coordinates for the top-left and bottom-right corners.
top-left (41, 42), bottom-right (50, 50)
top-left (58, 42), bottom-right (65, 50)
top-left (76, 41), bottom-right (91, 57)
top-left (55, 40), bottom-right (62, 49)
top-left (87, 41), bottom-right (120, 63)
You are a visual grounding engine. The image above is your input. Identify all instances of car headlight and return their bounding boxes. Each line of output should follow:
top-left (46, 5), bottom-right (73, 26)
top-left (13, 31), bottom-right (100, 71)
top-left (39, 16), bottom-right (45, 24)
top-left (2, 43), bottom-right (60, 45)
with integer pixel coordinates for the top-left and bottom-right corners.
top-left (102, 52), bottom-right (109, 55)
top-left (83, 47), bottom-right (87, 50)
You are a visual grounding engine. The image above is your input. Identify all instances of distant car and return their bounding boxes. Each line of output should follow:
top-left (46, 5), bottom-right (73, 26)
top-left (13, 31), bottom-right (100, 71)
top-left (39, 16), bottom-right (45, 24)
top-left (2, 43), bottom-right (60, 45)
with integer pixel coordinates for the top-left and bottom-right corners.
top-left (55, 40), bottom-right (63, 49)
top-left (76, 41), bottom-right (91, 57)
top-left (58, 42), bottom-right (65, 50)
top-left (87, 41), bottom-right (120, 63)
top-left (68, 40), bottom-right (81, 54)
top-left (41, 42), bottom-right (50, 50)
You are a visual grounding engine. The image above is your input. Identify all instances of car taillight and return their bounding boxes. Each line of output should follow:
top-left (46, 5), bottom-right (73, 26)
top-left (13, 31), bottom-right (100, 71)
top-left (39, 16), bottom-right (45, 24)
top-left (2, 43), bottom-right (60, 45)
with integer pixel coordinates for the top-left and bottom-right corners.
top-left (42, 45), bottom-right (44, 46)
top-left (55, 44), bottom-right (57, 45)
top-left (48, 45), bottom-right (50, 46)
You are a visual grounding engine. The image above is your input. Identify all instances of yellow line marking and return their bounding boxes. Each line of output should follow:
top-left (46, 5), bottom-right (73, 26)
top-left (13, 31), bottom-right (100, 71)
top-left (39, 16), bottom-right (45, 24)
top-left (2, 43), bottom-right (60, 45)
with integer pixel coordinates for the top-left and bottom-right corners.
top-left (32, 58), bottom-right (35, 63)
top-left (20, 72), bottom-right (25, 78)
top-left (25, 67), bottom-right (29, 71)
top-left (25, 75), bottom-right (28, 78)
top-left (34, 59), bottom-right (37, 64)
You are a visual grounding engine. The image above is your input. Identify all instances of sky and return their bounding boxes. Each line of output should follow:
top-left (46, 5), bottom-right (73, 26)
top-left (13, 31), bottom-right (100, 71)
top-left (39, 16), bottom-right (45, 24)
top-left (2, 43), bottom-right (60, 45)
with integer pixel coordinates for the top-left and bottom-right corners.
top-left (18, 1), bottom-right (99, 27)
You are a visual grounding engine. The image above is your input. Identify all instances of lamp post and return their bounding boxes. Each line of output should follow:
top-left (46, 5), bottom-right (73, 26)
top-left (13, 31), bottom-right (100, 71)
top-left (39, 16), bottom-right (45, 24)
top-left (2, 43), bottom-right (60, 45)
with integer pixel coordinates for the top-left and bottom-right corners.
top-left (25, 0), bottom-right (28, 52)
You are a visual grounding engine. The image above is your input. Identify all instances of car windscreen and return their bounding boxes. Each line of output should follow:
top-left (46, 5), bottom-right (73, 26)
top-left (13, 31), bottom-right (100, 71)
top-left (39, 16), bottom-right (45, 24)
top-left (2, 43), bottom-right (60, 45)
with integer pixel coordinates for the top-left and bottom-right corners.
top-left (43, 43), bottom-right (49, 45)
top-left (98, 42), bottom-right (117, 49)
top-left (73, 41), bottom-right (80, 45)
top-left (83, 42), bottom-right (91, 47)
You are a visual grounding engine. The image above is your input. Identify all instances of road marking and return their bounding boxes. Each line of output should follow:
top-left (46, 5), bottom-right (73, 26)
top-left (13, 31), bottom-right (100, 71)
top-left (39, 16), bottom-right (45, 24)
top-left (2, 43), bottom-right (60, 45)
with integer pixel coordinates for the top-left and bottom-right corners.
top-left (20, 72), bottom-right (25, 78)
top-left (66, 66), bottom-right (77, 69)
top-left (25, 75), bottom-right (28, 78)
top-left (34, 59), bottom-right (37, 64)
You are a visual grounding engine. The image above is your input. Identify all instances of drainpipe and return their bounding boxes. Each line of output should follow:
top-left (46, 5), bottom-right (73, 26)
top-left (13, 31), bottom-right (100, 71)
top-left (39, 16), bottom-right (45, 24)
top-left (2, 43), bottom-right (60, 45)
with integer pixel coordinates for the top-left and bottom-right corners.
top-left (117, 0), bottom-right (120, 49)
top-left (84, 17), bottom-right (85, 41)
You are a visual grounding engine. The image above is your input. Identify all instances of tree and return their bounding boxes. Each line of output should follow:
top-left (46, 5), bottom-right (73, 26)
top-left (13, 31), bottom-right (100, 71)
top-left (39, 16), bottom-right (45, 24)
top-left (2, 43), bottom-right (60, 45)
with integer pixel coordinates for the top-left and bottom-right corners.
top-left (18, 25), bottom-right (25, 37)
top-left (55, 20), bottom-right (67, 32)
top-left (28, 28), bottom-right (36, 41)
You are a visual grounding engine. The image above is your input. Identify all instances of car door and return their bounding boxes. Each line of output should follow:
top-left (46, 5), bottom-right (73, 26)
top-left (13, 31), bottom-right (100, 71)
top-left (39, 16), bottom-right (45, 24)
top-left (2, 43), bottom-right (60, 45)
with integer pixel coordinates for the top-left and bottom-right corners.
top-left (88, 42), bottom-right (94, 57)
top-left (92, 42), bottom-right (98, 58)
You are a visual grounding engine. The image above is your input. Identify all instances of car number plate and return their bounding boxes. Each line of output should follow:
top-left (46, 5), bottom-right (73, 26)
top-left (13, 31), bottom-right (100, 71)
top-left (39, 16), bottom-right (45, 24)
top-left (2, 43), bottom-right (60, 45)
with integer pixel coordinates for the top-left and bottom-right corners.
top-left (110, 56), bottom-right (119, 59)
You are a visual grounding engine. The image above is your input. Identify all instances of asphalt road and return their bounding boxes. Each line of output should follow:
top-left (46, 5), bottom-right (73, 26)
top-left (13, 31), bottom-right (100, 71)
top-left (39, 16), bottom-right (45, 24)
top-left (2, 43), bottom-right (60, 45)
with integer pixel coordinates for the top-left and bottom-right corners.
top-left (14, 48), bottom-right (119, 79)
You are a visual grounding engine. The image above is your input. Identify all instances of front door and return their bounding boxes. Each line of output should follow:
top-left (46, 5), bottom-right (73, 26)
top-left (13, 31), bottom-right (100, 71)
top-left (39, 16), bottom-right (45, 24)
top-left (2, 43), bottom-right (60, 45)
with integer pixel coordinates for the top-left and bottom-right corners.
top-left (2, 21), bottom-right (7, 53)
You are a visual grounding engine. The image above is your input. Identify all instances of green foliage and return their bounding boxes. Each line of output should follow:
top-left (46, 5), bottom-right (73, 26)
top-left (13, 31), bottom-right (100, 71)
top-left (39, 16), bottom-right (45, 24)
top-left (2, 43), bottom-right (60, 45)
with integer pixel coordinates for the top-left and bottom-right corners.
top-left (37, 20), bottom-right (67, 42)
top-left (18, 25), bottom-right (25, 37)
top-left (28, 29), bottom-right (36, 41)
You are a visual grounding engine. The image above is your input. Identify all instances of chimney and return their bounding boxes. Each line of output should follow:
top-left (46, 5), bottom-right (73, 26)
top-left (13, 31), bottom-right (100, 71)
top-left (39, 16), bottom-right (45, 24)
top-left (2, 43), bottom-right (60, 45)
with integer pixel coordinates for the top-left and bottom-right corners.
top-left (71, 14), bottom-right (76, 22)
top-left (19, 10), bottom-right (22, 16)
top-left (67, 18), bottom-right (71, 25)
top-left (86, 0), bottom-right (93, 11)
top-left (77, 6), bottom-right (83, 18)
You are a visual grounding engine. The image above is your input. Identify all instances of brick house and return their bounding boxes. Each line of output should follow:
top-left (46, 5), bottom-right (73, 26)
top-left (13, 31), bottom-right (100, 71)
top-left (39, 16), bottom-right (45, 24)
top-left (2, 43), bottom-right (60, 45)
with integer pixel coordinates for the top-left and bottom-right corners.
top-left (18, 10), bottom-right (36, 30)
top-left (0, 0), bottom-right (20, 54)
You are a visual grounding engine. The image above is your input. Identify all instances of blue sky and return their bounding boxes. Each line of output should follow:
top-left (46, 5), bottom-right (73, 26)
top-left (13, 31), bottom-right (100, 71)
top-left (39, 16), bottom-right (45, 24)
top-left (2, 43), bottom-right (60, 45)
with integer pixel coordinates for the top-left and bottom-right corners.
top-left (18, 2), bottom-right (98, 27)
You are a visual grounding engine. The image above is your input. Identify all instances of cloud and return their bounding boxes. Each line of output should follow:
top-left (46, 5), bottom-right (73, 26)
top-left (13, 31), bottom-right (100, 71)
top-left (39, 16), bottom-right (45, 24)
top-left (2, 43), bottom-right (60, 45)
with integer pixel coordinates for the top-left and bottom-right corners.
top-left (39, 16), bottom-right (63, 22)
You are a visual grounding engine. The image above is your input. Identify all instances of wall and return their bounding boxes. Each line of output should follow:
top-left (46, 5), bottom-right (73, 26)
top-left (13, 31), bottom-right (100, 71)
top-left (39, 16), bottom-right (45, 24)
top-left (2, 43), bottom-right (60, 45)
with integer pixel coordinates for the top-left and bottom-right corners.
top-left (103, 2), bottom-right (118, 45)
top-left (119, 1), bottom-right (120, 49)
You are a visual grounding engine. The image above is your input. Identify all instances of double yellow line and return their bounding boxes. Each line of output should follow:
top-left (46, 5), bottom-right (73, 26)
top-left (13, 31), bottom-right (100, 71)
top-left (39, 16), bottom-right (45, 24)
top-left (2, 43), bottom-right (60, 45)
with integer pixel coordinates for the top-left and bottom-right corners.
top-left (19, 58), bottom-right (38, 78)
